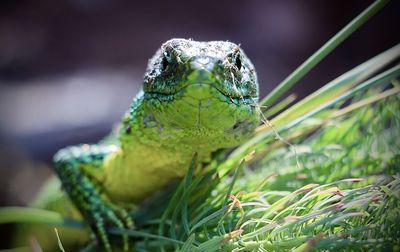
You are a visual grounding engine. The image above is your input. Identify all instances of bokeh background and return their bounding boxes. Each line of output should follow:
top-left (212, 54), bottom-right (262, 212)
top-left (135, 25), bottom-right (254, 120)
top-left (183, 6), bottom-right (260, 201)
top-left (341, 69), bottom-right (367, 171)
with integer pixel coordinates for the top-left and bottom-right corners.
top-left (0, 0), bottom-right (399, 248)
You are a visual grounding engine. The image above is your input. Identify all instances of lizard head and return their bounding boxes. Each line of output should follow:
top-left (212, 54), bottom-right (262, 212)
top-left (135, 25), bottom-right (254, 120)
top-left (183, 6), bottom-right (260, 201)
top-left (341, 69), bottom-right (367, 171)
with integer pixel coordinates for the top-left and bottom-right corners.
top-left (140, 38), bottom-right (260, 148)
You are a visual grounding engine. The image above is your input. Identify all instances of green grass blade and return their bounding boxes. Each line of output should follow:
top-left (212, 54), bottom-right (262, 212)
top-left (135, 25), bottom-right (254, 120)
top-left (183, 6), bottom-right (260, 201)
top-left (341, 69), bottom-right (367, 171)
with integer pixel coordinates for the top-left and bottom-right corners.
top-left (179, 234), bottom-right (197, 252)
top-left (222, 159), bottom-right (245, 207)
top-left (0, 207), bottom-right (85, 228)
top-left (158, 181), bottom-right (183, 247)
top-left (263, 94), bottom-right (297, 118)
top-left (260, 0), bottom-right (390, 107)
top-left (181, 154), bottom-right (197, 236)
top-left (190, 206), bottom-right (229, 233)
top-left (227, 63), bottom-right (400, 166)
top-left (108, 228), bottom-right (185, 245)
top-left (277, 64), bottom-right (400, 132)
top-left (259, 43), bottom-right (400, 132)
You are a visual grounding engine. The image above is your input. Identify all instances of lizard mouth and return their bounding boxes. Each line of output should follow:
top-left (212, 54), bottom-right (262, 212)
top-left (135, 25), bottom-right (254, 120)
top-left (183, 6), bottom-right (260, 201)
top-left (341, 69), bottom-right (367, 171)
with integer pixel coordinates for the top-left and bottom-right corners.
top-left (144, 83), bottom-right (257, 106)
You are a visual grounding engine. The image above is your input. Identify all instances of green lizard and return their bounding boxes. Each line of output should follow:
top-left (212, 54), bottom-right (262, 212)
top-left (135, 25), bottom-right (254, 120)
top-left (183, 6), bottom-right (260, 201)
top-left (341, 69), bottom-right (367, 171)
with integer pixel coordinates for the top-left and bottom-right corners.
top-left (28, 39), bottom-right (260, 251)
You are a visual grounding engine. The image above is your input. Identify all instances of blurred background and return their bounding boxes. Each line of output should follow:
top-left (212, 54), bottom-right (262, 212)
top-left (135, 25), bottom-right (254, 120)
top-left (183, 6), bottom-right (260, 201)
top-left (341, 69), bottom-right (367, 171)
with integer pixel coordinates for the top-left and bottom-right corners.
top-left (0, 0), bottom-right (399, 247)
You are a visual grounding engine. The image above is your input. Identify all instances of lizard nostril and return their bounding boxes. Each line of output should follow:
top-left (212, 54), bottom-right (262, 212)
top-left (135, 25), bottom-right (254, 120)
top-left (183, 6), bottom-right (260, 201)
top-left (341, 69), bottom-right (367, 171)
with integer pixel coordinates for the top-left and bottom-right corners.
top-left (190, 57), bottom-right (215, 71)
top-left (197, 57), bottom-right (210, 65)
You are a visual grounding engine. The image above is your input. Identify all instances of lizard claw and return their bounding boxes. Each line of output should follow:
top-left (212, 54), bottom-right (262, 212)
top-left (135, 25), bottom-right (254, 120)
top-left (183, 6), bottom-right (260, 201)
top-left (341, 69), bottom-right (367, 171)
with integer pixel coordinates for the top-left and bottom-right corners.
top-left (90, 202), bottom-right (134, 252)
top-left (54, 145), bottom-right (134, 251)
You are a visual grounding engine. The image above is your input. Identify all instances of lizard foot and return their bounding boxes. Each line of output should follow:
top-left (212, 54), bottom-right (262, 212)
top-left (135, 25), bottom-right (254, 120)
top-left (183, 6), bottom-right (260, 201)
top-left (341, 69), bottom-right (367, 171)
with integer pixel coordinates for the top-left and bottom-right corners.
top-left (90, 201), bottom-right (134, 252)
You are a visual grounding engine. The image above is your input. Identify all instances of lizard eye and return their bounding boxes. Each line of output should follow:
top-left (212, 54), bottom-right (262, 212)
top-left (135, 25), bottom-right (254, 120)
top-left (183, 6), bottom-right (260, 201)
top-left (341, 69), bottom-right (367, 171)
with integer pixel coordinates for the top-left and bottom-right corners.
top-left (161, 48), bottom-right (174, 71)
top-left (161, 50), bottom-right (173, 71)
top-left (229, 50), bottom-right (242, 71)
top-left (235, 55), bottom-right (242, 70)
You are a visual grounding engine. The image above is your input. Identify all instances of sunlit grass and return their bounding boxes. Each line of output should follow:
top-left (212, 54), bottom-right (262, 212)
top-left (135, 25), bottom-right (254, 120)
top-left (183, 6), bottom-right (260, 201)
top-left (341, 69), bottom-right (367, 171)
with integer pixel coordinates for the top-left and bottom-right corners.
top-left (130, 90), bottom-right (399, 251)
top-left (0, 0), bottom-right (399, 251)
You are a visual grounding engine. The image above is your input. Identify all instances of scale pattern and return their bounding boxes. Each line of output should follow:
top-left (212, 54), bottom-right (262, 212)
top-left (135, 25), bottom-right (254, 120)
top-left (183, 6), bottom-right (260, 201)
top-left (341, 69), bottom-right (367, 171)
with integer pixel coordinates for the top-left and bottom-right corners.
top-left (53, 39), bottom-right (259, 251)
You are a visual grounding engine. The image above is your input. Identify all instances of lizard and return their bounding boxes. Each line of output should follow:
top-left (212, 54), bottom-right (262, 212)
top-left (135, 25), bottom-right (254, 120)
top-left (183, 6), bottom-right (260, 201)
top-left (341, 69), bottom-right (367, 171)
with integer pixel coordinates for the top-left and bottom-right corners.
top-left (31, 38), bottom-right (260, 251)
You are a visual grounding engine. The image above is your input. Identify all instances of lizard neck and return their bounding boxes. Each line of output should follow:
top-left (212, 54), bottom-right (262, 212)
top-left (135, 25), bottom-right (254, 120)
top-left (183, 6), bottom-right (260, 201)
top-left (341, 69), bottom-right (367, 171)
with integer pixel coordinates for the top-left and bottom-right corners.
top-left (103, 93), bottom-right (217, 203)
top-left (103, 134), bottom-right (212, 204)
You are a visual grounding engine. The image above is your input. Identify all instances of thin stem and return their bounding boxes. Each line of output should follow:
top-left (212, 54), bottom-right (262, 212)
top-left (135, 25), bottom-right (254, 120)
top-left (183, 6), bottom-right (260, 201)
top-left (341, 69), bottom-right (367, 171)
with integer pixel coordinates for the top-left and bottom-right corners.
top-left (260, 0), bottom-right (390, 107)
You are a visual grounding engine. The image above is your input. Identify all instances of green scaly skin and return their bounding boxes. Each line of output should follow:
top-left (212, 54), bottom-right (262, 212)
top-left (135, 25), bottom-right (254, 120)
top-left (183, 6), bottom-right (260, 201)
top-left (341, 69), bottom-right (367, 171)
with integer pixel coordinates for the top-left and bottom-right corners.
top-left (53, 39), bottom-right (259, 251)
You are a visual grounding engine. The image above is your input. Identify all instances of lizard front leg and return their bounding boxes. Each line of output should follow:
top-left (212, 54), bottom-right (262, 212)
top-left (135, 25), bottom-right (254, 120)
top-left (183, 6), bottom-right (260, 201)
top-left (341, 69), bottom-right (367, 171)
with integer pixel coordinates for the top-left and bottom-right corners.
top-left (53, 144), bottom-right (133, 252)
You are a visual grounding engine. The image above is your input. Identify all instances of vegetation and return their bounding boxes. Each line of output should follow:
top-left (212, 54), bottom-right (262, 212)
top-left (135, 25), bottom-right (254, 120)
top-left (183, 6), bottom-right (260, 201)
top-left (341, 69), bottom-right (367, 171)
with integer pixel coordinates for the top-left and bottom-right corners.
top-left (0, 0), bottom-right (399, 251)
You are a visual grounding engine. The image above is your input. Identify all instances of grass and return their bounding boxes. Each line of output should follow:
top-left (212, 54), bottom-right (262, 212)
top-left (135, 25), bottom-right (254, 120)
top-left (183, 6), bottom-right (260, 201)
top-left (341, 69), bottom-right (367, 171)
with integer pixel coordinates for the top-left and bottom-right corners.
top-left (129, 90), bottom-right (399, 252)
top-left (0, 0), bottom-right (399, 251)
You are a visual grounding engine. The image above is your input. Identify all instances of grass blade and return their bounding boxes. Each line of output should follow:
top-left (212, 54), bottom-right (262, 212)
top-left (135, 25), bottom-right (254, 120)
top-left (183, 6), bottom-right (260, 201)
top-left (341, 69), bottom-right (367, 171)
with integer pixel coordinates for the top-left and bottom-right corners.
top-left (258, 43), bottom-right (400, 133)
top-left (226, 47), bottom-right (400, 166)
top-left (260, 0), bottom-right (390, 107)
top-left (0, 207), bottom-right (85, 228)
